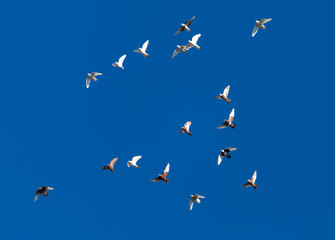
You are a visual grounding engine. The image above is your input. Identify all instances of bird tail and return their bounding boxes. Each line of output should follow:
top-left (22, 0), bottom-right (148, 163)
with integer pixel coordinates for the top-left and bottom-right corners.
top-left (261, 25), bottom-right (266, 30)
top-left (225, 98), bottom-right (231, 103)
top-left (226, 154), bottom-right (231, 158)
top-left (231, 124), bottom-right (236, 129)
top-left (93, 77), bottom-right (98, 82)
top-left (253, 184), bottom-right (258, 189)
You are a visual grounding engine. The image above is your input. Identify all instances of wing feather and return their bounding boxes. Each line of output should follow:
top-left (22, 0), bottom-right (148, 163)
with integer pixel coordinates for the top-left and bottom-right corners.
top-left (109, 158), bottom-right (118, 168)
top-left (223, 85), bottom-right (230, 97)
top-left (141, 40), bottom-right (149, 52)
top-left (251, 170), bottom-right (257, 183)
top-left (259, 18), bottom-right (272, 24)
top-left (118, 54), bottom-right (126, 66)
top-left (132, 156), bottom-right (142, 164)
top-left (228, 108), bottom-right (235, 123)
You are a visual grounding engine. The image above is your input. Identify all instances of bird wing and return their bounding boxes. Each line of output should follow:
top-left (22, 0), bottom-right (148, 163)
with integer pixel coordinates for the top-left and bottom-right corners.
top-left (197, 195), bottom-right (205, 198)
top-left (91, 72), bottom-right (102, 77)
top-left (191, 34), bottom-right (201, 44)
top-left (86, 77), bottom-right (91, 88)
top-left (252, 25), bottom-right (259, 37)
top-left (225, 147), bottom-right (237, 152)
top-left (172, 49), bottom-right (181, 59)
top-left (251, 170), bottom-right (257, 183)
top-left (118, 54), bottom-right (126, 66)
top-left (242, 182), bottom-right (252, 187)
top-left (184, 121), bottom-right (191, 131)
top-left (228, 108), bottom-right (235, 123)
top-left (185, 43), bottom-right (193, 50)
top-left (141, 40), bottom-right (149, 52)
top-left (185, 16), bottom-right (195, 26)
top-left (151, 176), bottom-right (162, 182)
top-left (189, 197), bottom-right (195, 210)
top-left (259, 18), bottom-right (272, 24)
top-left (162, 163), bottom-right (170, 177)
top-left (132, 156), bottom-right (142, 164)
top-left (174, 27), bottom-right (183, 36)
top-left (223, 85), bottom-right (230, 97)
top-left (34, 191), bottom-right (41, 202)
top-left (217, 123), bottom-right (228, 129)
top-left (218, 154), bottom-right (223, 165)
top-left (109, 158), bottom-right (118, 168)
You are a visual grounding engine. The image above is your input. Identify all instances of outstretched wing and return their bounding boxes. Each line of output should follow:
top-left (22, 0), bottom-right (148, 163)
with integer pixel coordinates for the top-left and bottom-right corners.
top-left (141, 40), bottom-right (149, 52)
top-left (252, 25), bottom-right (259, 37)
top-left (259, 18), bottom-right (272, 25)
top-left (91, 72), bottom-right (102, 77)
top-left (132, 156), bottom-right (142, 164)
top-left (174, 27), bottom-right (183, 36)
top-left (242, 182), bottom-right (252, 188)
top-left (86, 77), bottom-right (91, 88)
top-left (217, 123), bottom-right (228, 129)
top-left (151, 176), bottom-right (162, 182)
top-left (172, 49), bottom-right (180, 59)
top-left (118, 54), bottom-right (126, 66)
top-left (189, 197), bottom-right (195, 210)
top-left (191, 34), bottom-right (201, 44)
top-left (223, 85), bottom-right (230, 98)
top-left (251, 170), bottom-right (257, 183)
top-left (185, 16), bottom-right (195, 26)
top-left (184, 121), bottom-right (191, 131)
top-left (225, 147), bottom-right (237, 152)
top-left (162, 163), bottom-right (170, 177)
top-left (109, 158), bottom-right (118, 168)
top-left (185, 43), bottom-right (193, 50)
top-left (218, 154), bottom-right (223, 165)
top-left (228, 108), bottom-right (235, 123)
top-left (34, 191), bottom-right (41, 202)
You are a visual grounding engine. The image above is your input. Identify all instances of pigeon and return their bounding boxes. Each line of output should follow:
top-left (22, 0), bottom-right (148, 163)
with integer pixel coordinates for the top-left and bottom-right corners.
top-left (172, 45), bottom-right (187, 59)
top-left (134, 40), bottom-right (149, 57)
top-left (252, 18), bottom-right (272, 37)
top-left (216, 85), bottom-right (231, 103)
top-left (189, 194), bottom-right (205, 210)
top-left (112, 54), bottom-right (126, 69)
top-left (151, 163), bottom-right (170, 183)
top-left (102, 158), bottom-right (118, 172)
top-left (127, 156), bottom-right (142, 168)
top-left (242, 170), bottom-right (258, 189)
top-left (218, 147), bottom-right (237, 165)
top-left (186, 34), bottom-right (201, 50)
top-left (34, 186), bottom-right (54, 202)
top-left (179, 121), bottom-right (192, 136)
top-left (174, 16), bottom-right (196, 36)
top-left (217, 108), bottom-right (236, 129)
top-left (86, 72), bottom-right (102, 88)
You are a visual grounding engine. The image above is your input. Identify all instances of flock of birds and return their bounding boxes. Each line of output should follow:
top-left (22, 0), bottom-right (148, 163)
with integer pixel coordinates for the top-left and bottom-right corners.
top-left (35, 16), bottom-right (272, 210)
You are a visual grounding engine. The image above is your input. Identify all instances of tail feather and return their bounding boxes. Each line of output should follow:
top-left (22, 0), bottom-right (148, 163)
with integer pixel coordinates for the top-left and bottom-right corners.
top-left (261, 25), bottom-right (266, 30)
top-left (254, 184), bottom-right (258, 189)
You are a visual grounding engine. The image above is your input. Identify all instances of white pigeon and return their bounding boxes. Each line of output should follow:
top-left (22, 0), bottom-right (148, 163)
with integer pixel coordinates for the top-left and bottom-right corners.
top-left (186, 34), bottom-right (201, 50)
top-left (134, 40), bottom-right (149, 57)
top-left (172, 45), bottom-right (187, 59)
top-left (252, 18), bottom-right (272, 37)
top-left (215, 85), bottom-right (231, 103)
top-left (86, 72), bottom-right (102, 88)
top-left (112, 54), bottom-right (126, 69)
top-left (127, 156), bottom-right (142, 168)
top-left (189, 194), bottom-right (205, 210)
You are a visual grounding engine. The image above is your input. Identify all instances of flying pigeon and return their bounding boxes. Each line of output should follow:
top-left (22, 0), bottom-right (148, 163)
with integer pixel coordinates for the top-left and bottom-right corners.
top-left (34, 186), bottom-right (54, 202)
top-left (172, 45), bottom-right (187, 59)
top-left (86, 72), bottom-right (102, 88)
top-left (218, 147), bottom-right (237, 165)
top-left (151, 163), bottom-right (170, 183)
top-left (127, 156), bottom-right (142, 168)
top-left (242, 170), bottom-right (258, 189)
top-left (179, 121), bottom-right (192, 136)
top-left (252, 18), bottom-right (272, 37)
top-left (102, 158), bottom-right (118, 172)
top-left (216, 85), bottom-right (231, 103)
top-left (174, 16), bottom-right (196, 36)
top-left (186, 34), bottom-right (201, 50)
top-left (189, 194), bottom-right (205, 210)
top-left (134, 40), bottom-right (149, 57)
top-left (112, 54), bottom-right (126, 69)
top-left (217, 108), bottom-right (236, 129)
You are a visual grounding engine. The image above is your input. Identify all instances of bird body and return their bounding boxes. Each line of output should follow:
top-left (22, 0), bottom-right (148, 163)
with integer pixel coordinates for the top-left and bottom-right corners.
top-left (217, 108), bottom-right (236, 129)
top-left (134, 40), bottom-right (149, 57)
top-left (252, 18), bottom-right (272, 37)
top-left (216, 85), bottom-right (231, 103)
top-left (242, 170), bottom-right (258, 189)
top-left (218, 147), bottom-right (237, 165)
top-left (127, 156), bottom-right (142, 168)
top-left (86, 72), bottom-right (102, 88)
top-left (189, 194), bottom-right (205, 210)
top-left (34, 186), bottom-right (54, 202)
top-left (174, 16), bottom-right (195, 36)
top-left (186, 34), bottom-right (201, 50)
top-left (112, 54), bottom-right (126, 69)
top-left (179, 121), bottom-right (192, 136)
top-left (102, 158), bottom-right (118, 172)
top-left (151, 163), bottom-right (170, 183)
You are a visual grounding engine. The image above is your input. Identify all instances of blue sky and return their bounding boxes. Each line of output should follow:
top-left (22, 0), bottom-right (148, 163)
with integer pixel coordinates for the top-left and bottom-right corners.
top-left (0, 0), bottom-right (334, 239)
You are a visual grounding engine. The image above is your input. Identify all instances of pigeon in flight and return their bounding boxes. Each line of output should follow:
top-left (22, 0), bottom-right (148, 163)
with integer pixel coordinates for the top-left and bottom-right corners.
top-left (174, 16), bottom-right (195, 36)
top-left (112, 54), bottom-right (126, 69)
top-left (34, 186), bottom-right (54, 202)
top-left (102, 158), bottom-right (118, 172)
top-left (186, 34), bottom-right (201, 50)
top-left (252, 18), bottom-right (272, 37)
top-left (189, 194), bottom-right (205, 210)
top-left (86, 72), bottom-right (102, 88)
top-left (216, 85), bottom-right (231, 103)
top-left (134, 40), bottom-right (149, 57)
top-left (217, 108), bottom-right (236, 129)
top-left (179, 121), bottom-right (192, 136)
top-left (242, 170), bottom-right (258, 189)
top-left (172, 45), bottom-right (187, 59)
top-left (127, 156), bottom-right (142, 168)
top-left (151, 163), bottom-right (170, 183)
top-left (218, 147), bottom-right (237, 165)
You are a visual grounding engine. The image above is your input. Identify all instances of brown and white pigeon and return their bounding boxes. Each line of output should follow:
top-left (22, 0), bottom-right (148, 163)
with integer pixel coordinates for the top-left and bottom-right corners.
top-left (189, 194), bottom-right (205, 210)
top-left (34, 186), bottom-right (54, 202)
top-left (216, 85), bottom-right (231, 103)
top-left (86, 72), bottom-right (102, 88)
top-left (218, 147), bottom-right (237, 165)
top-left (174, 16), bottom-right (195, 36)
top-left (242, 170), bottom-right (258, 189)
top-left (217, 108), bottom-right (236, 129)
top-left (102, 158), bottom-right (118, 172)
top-left (179, 121), bottom-right (192, 136)
top-left (151, 163), bottom-right (170, 183)
top-left (252, 18), bottom-right (272, 37)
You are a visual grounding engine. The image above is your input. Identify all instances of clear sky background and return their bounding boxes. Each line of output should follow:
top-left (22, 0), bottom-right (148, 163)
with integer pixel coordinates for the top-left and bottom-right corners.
top-left (0, 0), bottom-right (334, 239)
